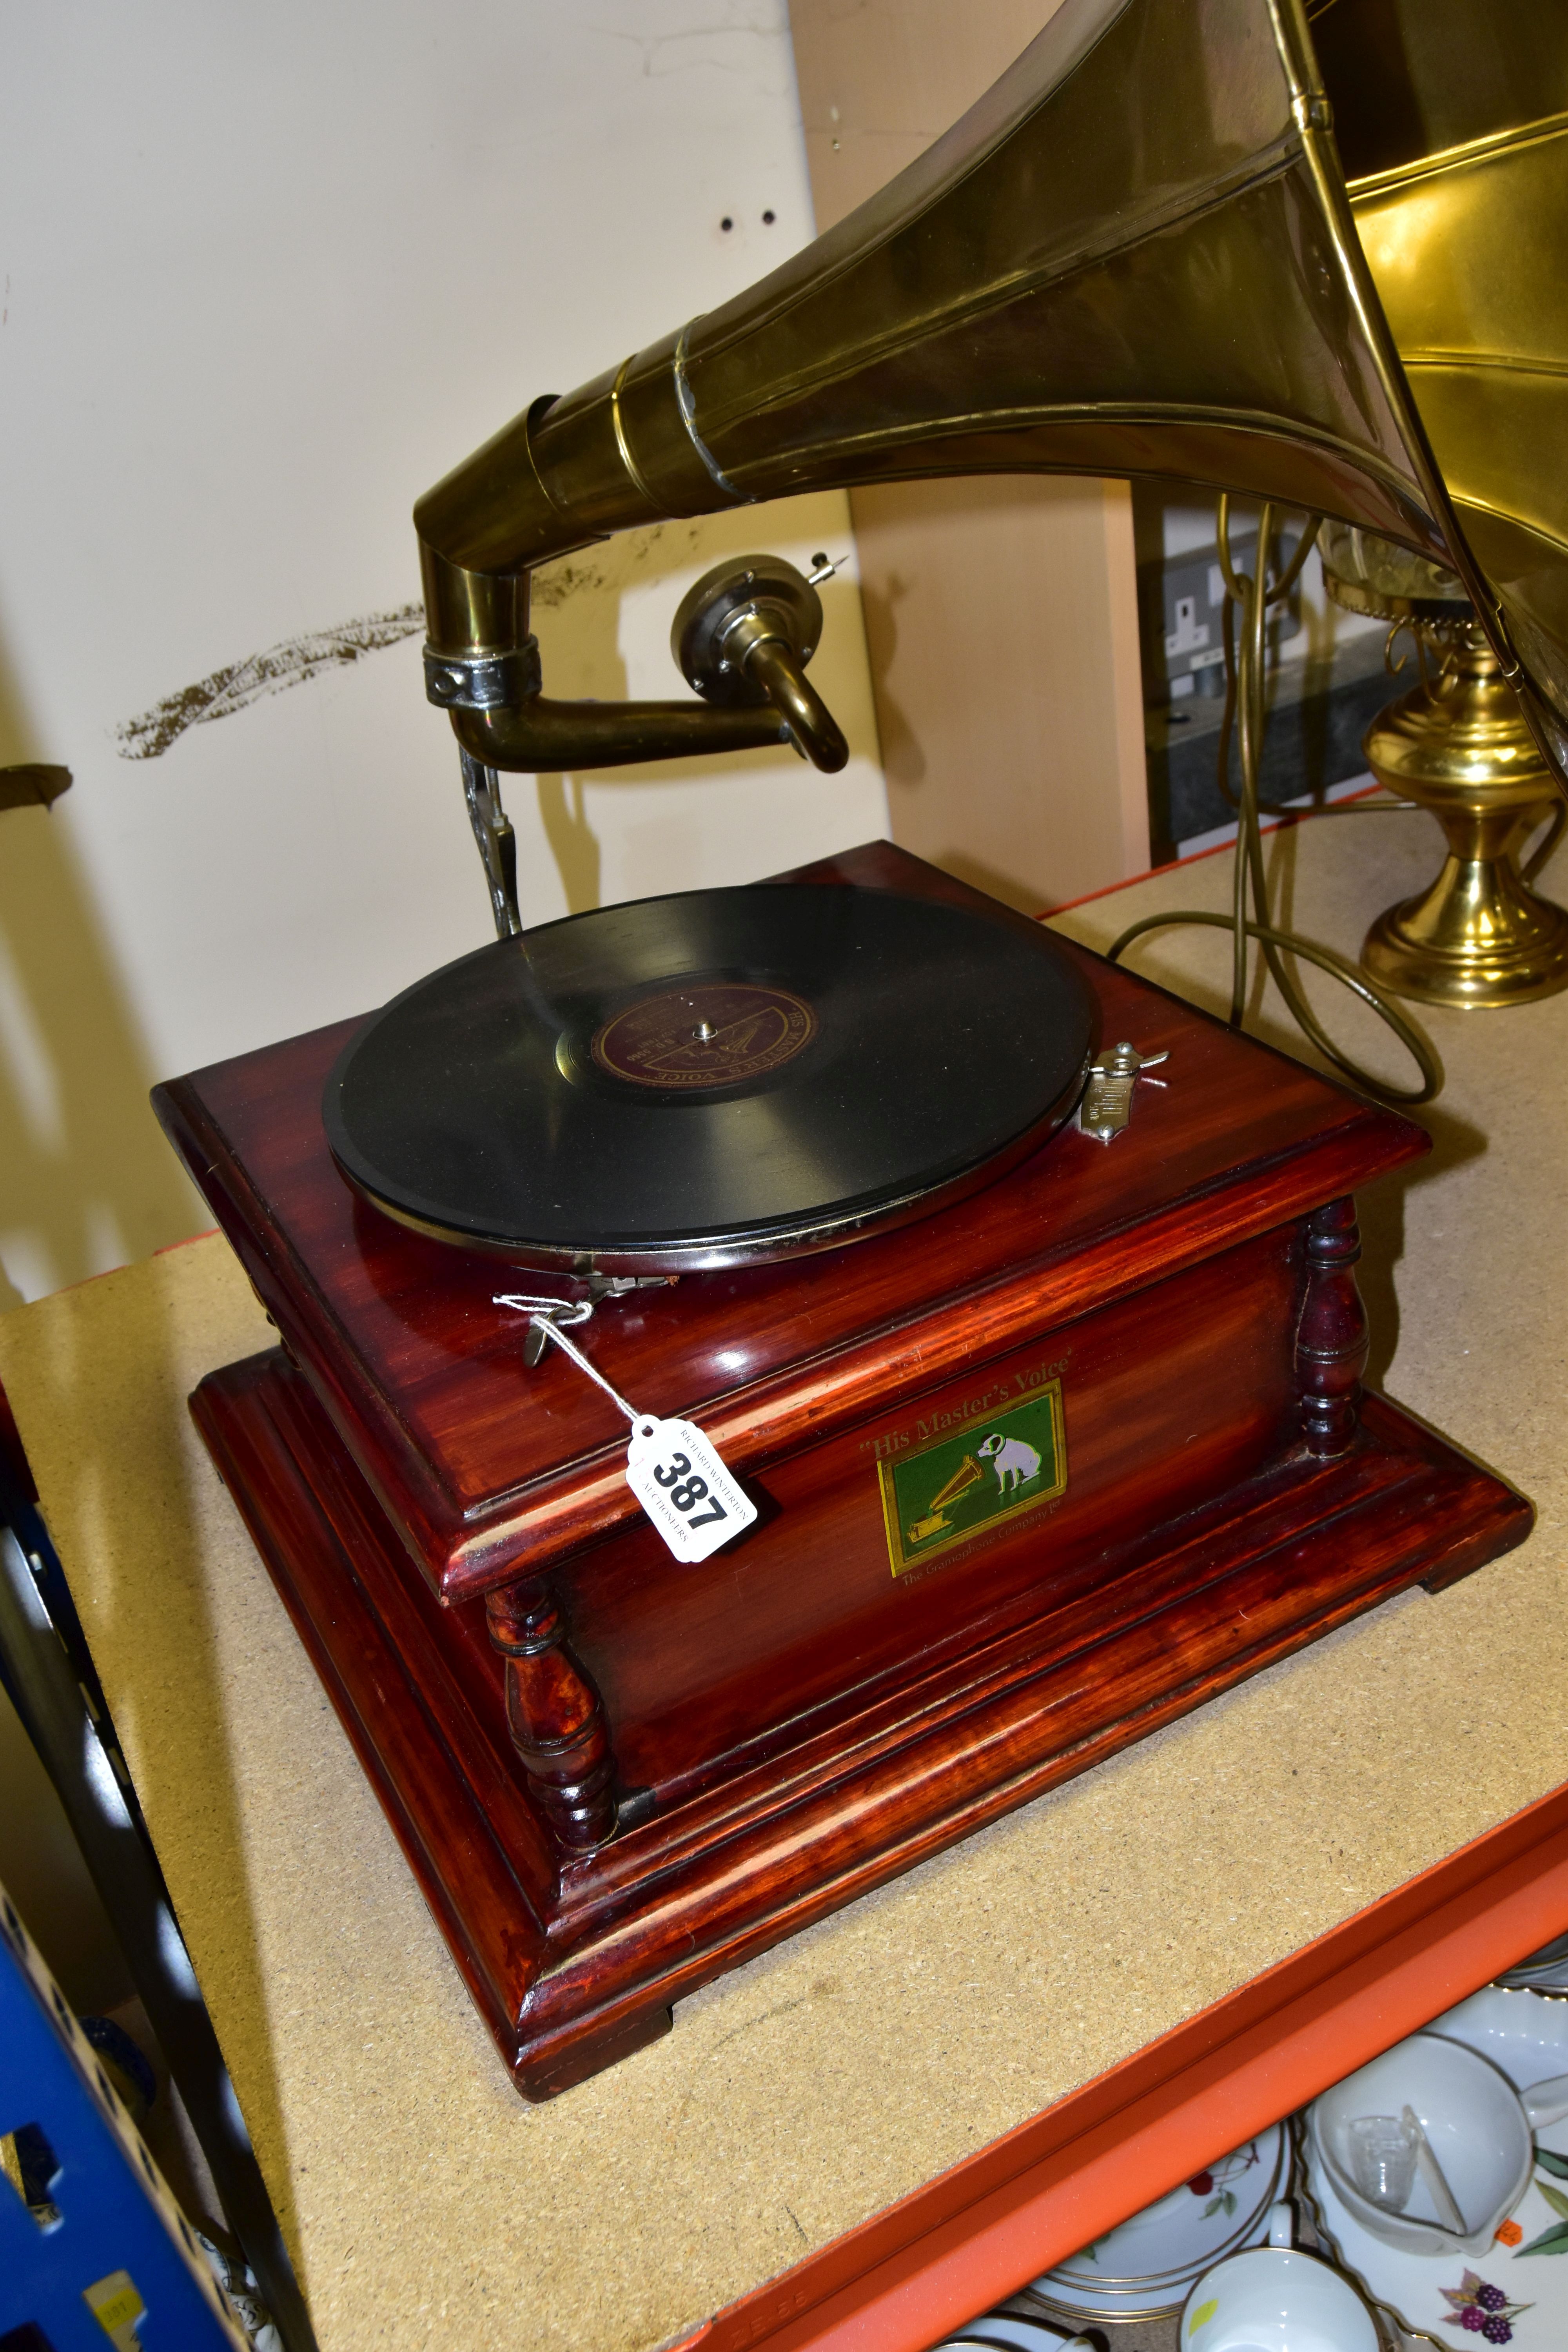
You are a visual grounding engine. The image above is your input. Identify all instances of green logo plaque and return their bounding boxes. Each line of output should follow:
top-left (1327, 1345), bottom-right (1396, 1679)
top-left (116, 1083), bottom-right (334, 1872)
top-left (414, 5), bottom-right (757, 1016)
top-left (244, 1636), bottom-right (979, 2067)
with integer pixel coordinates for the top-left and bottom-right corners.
top-left (877, 1381), bottom-right (1066, 1577)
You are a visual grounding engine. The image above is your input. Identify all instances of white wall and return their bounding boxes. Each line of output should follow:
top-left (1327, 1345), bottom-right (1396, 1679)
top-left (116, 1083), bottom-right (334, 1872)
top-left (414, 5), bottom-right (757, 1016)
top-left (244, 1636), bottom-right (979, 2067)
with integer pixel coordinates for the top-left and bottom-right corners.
top-left (0, 0), bottom-right (888, 1306)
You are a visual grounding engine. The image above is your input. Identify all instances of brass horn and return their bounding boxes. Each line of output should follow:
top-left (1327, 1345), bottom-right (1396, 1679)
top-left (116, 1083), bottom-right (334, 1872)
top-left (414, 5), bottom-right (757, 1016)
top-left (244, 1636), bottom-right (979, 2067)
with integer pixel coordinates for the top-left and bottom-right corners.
top-left (414, 0), bottom-right (1568, 933)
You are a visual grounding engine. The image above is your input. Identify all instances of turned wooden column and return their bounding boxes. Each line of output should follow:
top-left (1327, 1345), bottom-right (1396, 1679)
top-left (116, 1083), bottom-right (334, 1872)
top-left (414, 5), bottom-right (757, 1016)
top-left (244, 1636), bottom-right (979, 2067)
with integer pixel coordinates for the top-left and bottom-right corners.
top-left (1295, 1197), bottom-right (1370, 1458)
top-left (486, 1577), bottom-right (617, 1853)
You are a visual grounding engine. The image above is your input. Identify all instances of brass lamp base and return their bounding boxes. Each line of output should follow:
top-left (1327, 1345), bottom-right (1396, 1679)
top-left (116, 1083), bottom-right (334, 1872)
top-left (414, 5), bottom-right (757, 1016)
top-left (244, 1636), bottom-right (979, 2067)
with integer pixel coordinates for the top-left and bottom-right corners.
top-left (1363, 871), bottom-right (1568, 1009)
top-left (1358, 624), bottom-right (1568, 1010)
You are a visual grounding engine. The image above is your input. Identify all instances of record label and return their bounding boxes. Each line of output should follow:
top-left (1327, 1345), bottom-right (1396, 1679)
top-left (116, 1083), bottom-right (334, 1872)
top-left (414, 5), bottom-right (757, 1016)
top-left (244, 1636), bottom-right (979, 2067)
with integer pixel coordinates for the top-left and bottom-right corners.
top-left (592, 981), bottom-right (817, 1091)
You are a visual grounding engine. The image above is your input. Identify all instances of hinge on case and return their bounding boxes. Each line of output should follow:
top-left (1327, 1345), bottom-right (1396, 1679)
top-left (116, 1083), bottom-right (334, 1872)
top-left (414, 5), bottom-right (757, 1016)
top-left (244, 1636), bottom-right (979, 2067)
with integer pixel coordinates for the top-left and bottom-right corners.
top-left (1078, 1042), bottom-right (1169, 1143)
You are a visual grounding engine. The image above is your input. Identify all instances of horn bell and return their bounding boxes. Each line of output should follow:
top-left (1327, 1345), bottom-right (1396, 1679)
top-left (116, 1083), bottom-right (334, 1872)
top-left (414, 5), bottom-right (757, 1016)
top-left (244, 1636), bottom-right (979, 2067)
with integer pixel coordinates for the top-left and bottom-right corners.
top-left (415, 0), bottom-right (1568, 777)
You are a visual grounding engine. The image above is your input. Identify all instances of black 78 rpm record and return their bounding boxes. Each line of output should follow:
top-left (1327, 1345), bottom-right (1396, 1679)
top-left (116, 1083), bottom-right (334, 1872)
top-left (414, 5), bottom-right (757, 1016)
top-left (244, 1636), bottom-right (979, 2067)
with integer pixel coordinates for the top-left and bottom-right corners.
top-left (323, 881), bottom-right (1096, 1272)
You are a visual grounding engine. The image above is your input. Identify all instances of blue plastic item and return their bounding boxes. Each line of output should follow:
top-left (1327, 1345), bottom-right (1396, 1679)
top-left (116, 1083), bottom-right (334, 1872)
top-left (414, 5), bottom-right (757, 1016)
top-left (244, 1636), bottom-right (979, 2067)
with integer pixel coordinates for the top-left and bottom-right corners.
top-left (0, 1878), bottom-right (247, 2352)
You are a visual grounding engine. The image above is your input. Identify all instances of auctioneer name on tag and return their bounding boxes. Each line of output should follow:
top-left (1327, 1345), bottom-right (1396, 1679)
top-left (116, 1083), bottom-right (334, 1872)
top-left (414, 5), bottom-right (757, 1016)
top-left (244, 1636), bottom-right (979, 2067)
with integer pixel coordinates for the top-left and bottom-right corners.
top-left (624, 1416), bottom-right (758, 1564)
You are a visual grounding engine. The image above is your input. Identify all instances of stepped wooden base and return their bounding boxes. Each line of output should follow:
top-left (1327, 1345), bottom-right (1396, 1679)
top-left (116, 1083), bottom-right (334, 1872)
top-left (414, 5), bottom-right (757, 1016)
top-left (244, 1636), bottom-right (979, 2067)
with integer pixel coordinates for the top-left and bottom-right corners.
top-left (194, 1351), bottom-right (1528, 2102)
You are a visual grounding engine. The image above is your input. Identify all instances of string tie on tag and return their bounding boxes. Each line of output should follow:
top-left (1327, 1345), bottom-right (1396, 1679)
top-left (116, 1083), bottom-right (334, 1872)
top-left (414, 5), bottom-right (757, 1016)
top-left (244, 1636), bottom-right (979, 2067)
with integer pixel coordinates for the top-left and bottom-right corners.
top-left (493, 1294), bottom-right (641, 1426)
top-left (493, 1295), bottom-right (757, 1561)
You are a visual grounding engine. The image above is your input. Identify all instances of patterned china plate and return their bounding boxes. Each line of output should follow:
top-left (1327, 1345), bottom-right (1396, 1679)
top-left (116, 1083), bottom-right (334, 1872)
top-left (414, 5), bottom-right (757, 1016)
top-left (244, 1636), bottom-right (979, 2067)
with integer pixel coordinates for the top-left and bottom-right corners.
top-left (1305, 2118), bottom-right (1568, 2347)
top-left (1026, 2127), bottom-right (1286, 2320)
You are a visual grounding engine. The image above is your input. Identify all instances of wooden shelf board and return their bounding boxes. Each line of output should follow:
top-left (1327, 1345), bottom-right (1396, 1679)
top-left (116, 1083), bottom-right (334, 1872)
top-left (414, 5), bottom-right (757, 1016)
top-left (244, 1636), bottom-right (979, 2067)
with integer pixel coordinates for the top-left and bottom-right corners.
top-left (694, 1779), bottom-right (1568, 2350)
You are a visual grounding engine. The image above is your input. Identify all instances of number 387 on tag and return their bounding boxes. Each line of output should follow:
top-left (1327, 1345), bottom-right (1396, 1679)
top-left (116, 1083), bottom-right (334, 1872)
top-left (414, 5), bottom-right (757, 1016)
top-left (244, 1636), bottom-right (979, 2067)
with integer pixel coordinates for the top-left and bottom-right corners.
top-left (624, 1417), bottom-right (758, 1564)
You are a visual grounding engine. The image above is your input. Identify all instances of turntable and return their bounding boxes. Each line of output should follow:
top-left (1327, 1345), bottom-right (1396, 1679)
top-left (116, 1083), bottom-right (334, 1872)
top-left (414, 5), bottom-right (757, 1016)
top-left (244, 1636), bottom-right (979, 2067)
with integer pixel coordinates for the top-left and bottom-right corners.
top-left (321, 859), bottom-right (1096, 1272)
top-left (152, 0), bottom-right (1562, 2096)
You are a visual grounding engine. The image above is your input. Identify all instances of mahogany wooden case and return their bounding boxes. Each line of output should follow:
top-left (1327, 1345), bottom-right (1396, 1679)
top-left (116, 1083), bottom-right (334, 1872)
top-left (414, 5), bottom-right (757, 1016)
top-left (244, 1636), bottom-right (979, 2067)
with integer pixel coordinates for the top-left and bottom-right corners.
top-left (153, 844), bottom-right (1531, 2100)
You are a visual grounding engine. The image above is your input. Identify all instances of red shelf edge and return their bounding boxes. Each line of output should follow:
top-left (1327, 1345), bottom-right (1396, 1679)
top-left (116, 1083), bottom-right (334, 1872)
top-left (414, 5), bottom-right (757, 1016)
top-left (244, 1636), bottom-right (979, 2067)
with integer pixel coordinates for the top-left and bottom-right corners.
top-left (680, 1775), bottom-right (1568, 2352)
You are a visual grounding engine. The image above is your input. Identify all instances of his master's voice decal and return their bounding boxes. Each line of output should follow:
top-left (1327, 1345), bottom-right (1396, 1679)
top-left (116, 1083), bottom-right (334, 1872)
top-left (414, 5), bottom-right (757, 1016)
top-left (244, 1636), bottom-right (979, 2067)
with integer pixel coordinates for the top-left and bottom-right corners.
top-left (878, 1382), bottom-right (1066, 1577)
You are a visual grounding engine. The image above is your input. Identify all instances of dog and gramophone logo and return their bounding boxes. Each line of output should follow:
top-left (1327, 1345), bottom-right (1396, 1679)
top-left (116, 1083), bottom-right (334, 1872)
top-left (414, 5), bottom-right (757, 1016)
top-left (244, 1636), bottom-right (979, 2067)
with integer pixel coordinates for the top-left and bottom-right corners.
top-left (877, 1379), bottom-right (1066, 1577)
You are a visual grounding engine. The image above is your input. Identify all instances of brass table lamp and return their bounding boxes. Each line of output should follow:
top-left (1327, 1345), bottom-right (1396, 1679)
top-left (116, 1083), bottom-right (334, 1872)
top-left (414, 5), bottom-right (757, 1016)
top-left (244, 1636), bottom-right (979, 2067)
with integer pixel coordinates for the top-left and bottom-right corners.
top-left (1324, 526), bottom-right (1568, 1006)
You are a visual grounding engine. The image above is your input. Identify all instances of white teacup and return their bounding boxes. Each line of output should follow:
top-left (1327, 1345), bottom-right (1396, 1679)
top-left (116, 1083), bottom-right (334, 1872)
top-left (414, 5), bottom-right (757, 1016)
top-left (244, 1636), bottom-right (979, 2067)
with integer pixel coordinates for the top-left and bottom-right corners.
top-left (1309, 2031), bottom-right (1536, 2256)
top-left (1182, 2206), bottom-right (1378, 2352)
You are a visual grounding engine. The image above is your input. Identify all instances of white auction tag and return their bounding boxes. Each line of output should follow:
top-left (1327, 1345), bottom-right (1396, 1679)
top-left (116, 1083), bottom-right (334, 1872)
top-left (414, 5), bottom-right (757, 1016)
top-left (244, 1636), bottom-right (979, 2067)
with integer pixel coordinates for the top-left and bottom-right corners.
top-left (494, 1295), bottom-right (758, 1565)
top-left (624, 1415), bottom-right (758, 1564)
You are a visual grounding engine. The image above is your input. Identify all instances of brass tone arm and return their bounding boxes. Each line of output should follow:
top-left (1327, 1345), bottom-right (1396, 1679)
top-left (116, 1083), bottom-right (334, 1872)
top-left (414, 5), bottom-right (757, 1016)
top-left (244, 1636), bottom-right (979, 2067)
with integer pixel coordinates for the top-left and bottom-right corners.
top-left (738, 639), bottom-right (847, 773)
top-left (448, 693), bottom-right (792, 775)
top-left (426, 551), bottom-right (849, 778)
top-left (667, 554), bottom-right (849, 771)
top-left (423, 546), bottom-right (851, 931)
top-left (422, 546), bottom-right (848, 930)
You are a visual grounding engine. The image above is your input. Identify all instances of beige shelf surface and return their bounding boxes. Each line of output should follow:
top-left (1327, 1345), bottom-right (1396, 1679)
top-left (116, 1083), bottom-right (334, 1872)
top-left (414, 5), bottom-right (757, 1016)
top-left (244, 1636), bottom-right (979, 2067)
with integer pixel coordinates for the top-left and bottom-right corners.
top-left (0, 808), bottom-right (1564, 2352)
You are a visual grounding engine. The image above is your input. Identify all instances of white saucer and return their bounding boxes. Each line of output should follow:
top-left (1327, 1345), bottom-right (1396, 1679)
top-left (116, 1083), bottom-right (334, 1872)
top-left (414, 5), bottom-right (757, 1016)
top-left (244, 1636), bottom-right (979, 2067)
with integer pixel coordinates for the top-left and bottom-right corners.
top-left (1305, 2115), bottom-right (1568, 2347)
top-left (935, 2315), bottom-right (1083, 2351)
top-left (1027, 2127), bottom-right (1286, 2320)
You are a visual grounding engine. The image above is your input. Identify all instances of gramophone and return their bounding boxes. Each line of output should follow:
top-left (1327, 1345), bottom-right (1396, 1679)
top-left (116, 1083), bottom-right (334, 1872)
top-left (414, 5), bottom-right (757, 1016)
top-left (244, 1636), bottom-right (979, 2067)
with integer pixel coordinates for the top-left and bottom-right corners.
top-left (154, 0), bottom-right (1561, 2098)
